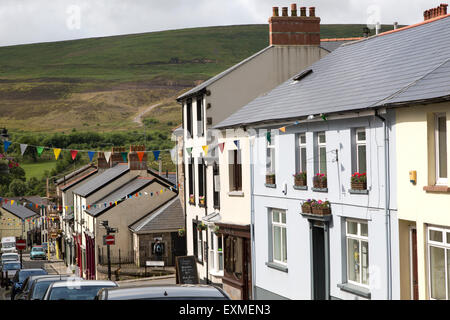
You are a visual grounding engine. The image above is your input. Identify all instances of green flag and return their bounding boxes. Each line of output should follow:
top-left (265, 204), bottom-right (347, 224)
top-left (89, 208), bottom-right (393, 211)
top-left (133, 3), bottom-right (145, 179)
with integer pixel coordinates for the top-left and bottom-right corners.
top-left (36, 146), bottom-right (44, 156)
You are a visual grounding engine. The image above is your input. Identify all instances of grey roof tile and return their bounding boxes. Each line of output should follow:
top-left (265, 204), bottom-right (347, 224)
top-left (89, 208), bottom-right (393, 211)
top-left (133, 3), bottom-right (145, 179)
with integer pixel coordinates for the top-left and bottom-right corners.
top-left (73, 164), bottom-right (129, 197)
top-left (1, 203), bottom-right (39, 220)
top-left (215, 16), bottom-right (450, 128)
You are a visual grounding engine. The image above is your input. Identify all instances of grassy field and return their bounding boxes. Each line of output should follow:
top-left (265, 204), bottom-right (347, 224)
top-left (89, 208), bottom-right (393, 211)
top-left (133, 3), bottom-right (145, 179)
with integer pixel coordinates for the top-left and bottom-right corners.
top-left (0, 24), bottom-right (401, 134)
top-left (20, 160), bottom-right (57, 180)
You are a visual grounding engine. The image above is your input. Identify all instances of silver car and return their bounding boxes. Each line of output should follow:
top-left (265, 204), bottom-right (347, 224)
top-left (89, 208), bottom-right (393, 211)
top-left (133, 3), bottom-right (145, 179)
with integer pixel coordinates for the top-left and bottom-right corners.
top-left (1, 253), bottom-right (19, 264)
top-left (1, 261), bottom-right (22, 284)
top-left (43, 280), bottom-right (118, 300)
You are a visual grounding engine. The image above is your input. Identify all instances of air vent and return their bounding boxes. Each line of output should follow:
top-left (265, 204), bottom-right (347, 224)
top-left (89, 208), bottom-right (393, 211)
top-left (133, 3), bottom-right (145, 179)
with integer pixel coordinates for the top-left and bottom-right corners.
top-left (293, 69), bottom-right (313, 82)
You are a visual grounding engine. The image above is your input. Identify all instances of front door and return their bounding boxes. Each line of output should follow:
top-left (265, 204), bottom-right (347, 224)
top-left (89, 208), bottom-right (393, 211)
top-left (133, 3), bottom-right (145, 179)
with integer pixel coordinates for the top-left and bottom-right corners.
top-left (312, 224), bottom-right (326, 300)
top-left (410, 228), bottom-right (419, 300)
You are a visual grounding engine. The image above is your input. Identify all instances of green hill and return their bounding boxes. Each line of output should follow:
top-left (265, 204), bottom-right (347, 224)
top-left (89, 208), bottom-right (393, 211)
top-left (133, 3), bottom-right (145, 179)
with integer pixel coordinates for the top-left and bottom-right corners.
top-left (0, 24), bottom-right (398, 133)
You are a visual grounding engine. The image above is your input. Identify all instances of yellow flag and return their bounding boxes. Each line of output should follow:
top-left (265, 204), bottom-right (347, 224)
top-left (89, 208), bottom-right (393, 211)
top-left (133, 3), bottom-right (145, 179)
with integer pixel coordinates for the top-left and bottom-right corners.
top-left (115, 201), bottom-right (117, 206)
top-left (53, 148), bottom-right (61, 160)
top-left (202, 145), bottom-right (209, 156)
top-left (11, 200), bottom-right (14, 205)
top-left (279, 127), bottom-right (286, 133)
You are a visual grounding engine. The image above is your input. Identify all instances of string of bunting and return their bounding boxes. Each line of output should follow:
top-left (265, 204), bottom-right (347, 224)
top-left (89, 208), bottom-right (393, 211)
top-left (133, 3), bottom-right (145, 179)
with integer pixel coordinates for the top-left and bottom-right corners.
top-left (1, 140), bottom-right (172, 162)
top-left (187, 140), bottom-right (240, 156)
top-left (277, 113), bottom-right (328, 133)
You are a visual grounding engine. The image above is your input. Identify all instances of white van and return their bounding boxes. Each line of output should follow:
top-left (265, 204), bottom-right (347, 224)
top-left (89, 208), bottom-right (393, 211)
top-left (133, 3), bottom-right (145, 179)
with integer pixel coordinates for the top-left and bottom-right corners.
top-left (1, 237), bottom-right (17, 253)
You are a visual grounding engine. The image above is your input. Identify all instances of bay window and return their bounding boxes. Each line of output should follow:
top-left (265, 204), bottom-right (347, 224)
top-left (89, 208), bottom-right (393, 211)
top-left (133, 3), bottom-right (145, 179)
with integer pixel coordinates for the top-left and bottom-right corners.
top-left (346, 220), bottom-right (369, 287)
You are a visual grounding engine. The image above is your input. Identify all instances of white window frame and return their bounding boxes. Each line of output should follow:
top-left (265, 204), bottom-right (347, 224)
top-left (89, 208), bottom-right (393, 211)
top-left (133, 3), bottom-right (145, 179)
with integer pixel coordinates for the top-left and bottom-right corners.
top-left (435, 113), bottom-right (448, 186)
top-left (317, 132), bottom-right (327, 174)
top-left (266, 135), bottom-right (276, 175)
top-left (296, 133), bottom-right (307, 173)
top-left (427, 226), bottom-right (450, 300)
top-left (356, 128), bottom-right (367, 173)
top-left (346, 219), bottom-right (369, 288)
top-left (271, 209), bottom-right (287, 265)
top-left (197, 229), bottom-right (203, 262)
top-left (208, 228), bottom-right (224, 276)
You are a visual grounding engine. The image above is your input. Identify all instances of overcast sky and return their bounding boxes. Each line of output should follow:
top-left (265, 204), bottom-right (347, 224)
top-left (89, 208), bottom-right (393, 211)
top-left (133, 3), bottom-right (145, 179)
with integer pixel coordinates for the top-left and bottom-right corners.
top-left (0, 0), bottom-right (439, 47)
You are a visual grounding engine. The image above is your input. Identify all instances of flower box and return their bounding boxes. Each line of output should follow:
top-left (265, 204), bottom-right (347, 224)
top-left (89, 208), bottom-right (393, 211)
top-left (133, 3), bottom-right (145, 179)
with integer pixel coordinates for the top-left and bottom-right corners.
top-left (351, 181), bottom-right (367, 190)
top-left (199, 197), bottom-right (205, 206)
top-left (266, 174), bottom-right (276, 185)
top-left (313, 173), bottom-right (327, 189)
top-left (293, 172), bottom-right (307, 187)
top-left (189, 194), bottom-right (195, 205)
top-left (311, 200), bottom-right (332, 215)
top-left (301, 204), bottom-right (312, 213)
top-left (197, 223), bottom-right (207, 231)
top-left (311, 207), bottom-right (332, 215)
top-left (351, 172), bottom-right (367, 190)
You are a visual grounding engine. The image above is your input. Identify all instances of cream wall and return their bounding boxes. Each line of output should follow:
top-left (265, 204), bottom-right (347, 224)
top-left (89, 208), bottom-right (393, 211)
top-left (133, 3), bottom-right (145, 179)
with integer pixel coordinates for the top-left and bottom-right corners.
top-left (0, 208), bottom-right (35, 239)
top-left (396, 101), bottom-right (450, 300)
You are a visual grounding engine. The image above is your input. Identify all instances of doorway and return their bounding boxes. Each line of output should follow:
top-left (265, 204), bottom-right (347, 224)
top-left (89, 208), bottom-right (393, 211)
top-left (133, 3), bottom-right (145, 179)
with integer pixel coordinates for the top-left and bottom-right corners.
top-left (312, 224), bottom-right (326, 300)
top-left (409, 227), bottom-right (419, 300)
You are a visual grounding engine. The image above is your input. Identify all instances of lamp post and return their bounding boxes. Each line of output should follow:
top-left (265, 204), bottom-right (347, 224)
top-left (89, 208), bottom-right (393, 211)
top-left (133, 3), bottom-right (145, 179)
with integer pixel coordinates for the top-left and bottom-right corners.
top-left (101, 220), bottom-right (117, 280)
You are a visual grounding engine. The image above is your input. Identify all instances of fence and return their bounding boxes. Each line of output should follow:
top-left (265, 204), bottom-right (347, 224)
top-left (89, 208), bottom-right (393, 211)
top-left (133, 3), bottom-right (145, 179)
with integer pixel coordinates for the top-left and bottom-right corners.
top-left (97, 247), bottom-right (135, 267)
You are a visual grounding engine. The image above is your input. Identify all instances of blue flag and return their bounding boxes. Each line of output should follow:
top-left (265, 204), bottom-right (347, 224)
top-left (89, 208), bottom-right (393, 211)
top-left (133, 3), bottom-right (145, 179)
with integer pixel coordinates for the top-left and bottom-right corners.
top-left (3, 141), bottom-right (12, 153)
top-left (153, 150), bottom-right (160, 161)
top-left (234, 140), bottom-right (240, 149)
top-left (88, 151), bottom-right (95, 162)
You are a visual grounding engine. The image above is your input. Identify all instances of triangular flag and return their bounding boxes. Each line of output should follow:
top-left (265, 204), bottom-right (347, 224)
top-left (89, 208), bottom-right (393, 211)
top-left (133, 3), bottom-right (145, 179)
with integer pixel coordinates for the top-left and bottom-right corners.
top-left (71, 150), bottom-right (78, 161)
top-left (3, 141), bottom-right (12, 153)
top-left (234, 140), bottom-right (240, 149)
top-left (186, 147), bottom-right (193, 155)
top-left (218, 143), bottom-right (225, 153)
top-left (279, 127), bottom-right (286, 133)
top-left (36, 146), bottom-right (44, 156)
top-left (20, 144), bottom-right (28, 156)
top-left (11, 200), bottom-right (14, 205)
top-left (53, 148), bottom-right (61, 160)
top-left (266, 132), bottom-right (271, 144)
top-left (121, 152), bottom-right (128, 162)
top-left (137, 151), bottom-right (145, 162)
top-left (202, 145), bottom-right (209, 156)
top-left (153, 150), bottom-right (160, 161)
top-left (104, 152), bottom-right (111, 163)
top-left (321, 114), bottom-right (327, 121)
top-left (88, 151), bottom-right (95, 162)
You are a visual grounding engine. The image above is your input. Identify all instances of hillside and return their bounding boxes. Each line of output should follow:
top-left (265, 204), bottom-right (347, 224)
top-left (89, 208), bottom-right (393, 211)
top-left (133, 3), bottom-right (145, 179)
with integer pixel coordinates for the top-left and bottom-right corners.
top-left (0, 24), bottom-right (399, 133)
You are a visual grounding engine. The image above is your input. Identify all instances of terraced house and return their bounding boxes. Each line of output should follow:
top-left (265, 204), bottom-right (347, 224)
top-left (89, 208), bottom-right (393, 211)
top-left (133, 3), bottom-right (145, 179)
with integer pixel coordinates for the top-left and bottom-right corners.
top-left (215, 4), bottom-right (450, 300)
top-left (176, 3), bottom-right (363, 299)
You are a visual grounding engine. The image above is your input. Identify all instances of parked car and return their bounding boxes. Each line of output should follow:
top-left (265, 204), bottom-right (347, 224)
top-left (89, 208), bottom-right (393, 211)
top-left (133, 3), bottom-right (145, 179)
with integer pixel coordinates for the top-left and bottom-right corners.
top-left (30, 246), bottom-right (46, 260)
top-left (11, 268), bottom-right (48, 300)
top-left (43, 280), bottom-right (118, 300)
top-left (15, 274), bottom-right (82, 300)
top-left (1, 252), bottom-right (19, 264)
top-left (95, 284), bottom-right (231, 300)
top-left (0, 261), bottom-right (22, 285)
top-left (1, 237), bottom-right (16, 253)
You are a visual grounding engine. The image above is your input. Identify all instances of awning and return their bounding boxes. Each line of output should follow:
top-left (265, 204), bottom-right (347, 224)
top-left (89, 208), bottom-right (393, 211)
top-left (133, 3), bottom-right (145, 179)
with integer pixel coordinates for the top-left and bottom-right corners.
top-left (202, 211), bottom-right (221, 224)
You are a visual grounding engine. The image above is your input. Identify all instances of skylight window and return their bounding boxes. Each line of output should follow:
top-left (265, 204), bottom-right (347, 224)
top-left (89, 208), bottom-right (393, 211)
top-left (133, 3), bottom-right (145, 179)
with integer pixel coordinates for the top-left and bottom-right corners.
top-left (293, 69), bottom-right (313, 82)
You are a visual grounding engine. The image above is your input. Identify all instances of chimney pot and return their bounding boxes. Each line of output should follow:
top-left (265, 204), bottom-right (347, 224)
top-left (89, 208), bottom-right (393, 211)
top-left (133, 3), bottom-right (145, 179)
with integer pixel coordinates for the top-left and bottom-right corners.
top-left (443, 4), bottom-right (448, 15)
top-left (424, 10), bottom-right (429, 20)
top-left (282, 7), bottom-right (288, 16)
top-left (291, 3), bottom-right (297, 16)
top-left (272, 7), bottom-right (279, 17)
top-left (309, 7), bottom-right (316, 17)
top-left (300, 6), bottom-right (307, 17)
top-left (393, 21), bottom-right (398, 29)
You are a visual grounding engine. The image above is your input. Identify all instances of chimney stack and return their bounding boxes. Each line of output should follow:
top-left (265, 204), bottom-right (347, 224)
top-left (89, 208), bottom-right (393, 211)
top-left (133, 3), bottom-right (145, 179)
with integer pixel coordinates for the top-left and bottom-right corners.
top-left (424, 3), bottom-right (448, 20)
top-left (269, 3), bottom-right (321, 46)
top-left (128, 145), bottom-right (147, 171)
top-left (97, 152), bottom-right (109, 170)
top-left (111, 147), bottom-right (126, 167)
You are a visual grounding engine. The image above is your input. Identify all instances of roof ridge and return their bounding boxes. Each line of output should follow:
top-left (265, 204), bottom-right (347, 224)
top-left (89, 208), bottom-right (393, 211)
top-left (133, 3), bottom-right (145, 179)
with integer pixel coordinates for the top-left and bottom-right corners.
top-left (321, 37), bottom-right (363, 42)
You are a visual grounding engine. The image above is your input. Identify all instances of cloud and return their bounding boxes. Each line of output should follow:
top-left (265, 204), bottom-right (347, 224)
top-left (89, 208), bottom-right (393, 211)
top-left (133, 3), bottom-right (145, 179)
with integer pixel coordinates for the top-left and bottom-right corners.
top-left (0, 0), bottom-right (438, 47)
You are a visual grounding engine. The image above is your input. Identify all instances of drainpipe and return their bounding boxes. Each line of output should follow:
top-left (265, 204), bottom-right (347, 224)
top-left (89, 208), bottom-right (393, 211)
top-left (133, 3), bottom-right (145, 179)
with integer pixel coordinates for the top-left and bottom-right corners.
top-left (250, 135), bottom-right (257, 299)
top-left (375, 109), bottom-right (392, 300)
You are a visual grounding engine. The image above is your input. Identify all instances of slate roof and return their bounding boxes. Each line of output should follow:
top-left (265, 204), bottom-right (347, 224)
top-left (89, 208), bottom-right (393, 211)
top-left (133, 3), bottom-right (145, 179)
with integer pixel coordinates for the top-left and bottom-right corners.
top-left (129, 197), bottom-right (184, 233)
top-left (60, 169), bottom-right (98, 191)
top-left (215, 15), bottom-right (450, 128)
top-left (319, 38), bottom-right (362, 52)
top-left (147, 169), bottom-right (177, 187)
top-left (1, 203), bottom-right (39, 220)
top-left (55, 164), bottom-right (96, 185)
top-left (85, 177), bottom-right (154, 217)
top-left (73, 163), bottom-right (129, 197)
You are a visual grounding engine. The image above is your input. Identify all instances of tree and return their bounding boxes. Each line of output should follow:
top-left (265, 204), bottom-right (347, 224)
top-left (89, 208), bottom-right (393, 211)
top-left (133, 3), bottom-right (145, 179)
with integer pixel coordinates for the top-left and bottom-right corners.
top-left (9, 179), bottom-right (27, 196)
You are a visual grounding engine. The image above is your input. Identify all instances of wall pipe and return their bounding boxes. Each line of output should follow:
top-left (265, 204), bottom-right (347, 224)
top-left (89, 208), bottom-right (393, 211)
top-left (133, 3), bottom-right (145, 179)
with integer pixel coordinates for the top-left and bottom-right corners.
top-left (375, 109), bottom-right (392, 300)
top-left (250, 135), bottom-right (257, 299)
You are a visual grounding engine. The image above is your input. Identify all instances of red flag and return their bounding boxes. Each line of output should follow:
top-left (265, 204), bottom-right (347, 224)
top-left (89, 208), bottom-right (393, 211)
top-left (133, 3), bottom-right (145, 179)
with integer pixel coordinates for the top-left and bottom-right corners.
top-left (137, 151), bottom-right (145, 162)
top-left (218, 142), bottom-right (225, 153)
top-left (71, 150), bottom-right (78, 160)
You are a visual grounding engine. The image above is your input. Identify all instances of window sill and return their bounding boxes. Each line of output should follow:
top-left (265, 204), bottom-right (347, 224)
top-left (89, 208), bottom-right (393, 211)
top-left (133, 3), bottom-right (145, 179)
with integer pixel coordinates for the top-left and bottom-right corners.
top-left (293, 185), bottom-right (308, 191)
top-left (312, 187), bottom-right (328, 193)
top-left (228, 191), bottom-right (244, 197)
top-left (265, 183), bottom-right (277, 189)
top-left (265, 261), bottom-right (288, 273)
top-left (209, 270), bottom-right (224, 277)
top-left (349, 189), bottom-right (369, 195)
top-left (423, 185), bottom-right (450, 193)
top-left (337, 283), bottom-right (371, 299)
top-left (189, 201), bottom-right (196, 206)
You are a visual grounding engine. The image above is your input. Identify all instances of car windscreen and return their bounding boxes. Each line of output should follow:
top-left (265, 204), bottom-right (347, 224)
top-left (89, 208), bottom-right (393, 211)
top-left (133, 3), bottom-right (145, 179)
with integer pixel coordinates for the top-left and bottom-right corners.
top-left (49, 286), bottom-right (115, 300)
top-left (19, 270), bottom-right (47, 283)
top-left (32, 280), bottom-right (59, 299)
top-left (2, 243), bottom-right (15, 248)
top-left (32, 247), bottom-right (44, 252)
top-left (2, 255), bottom-right (18, 261)
top-left (2, 263), bottom-right (21, 270)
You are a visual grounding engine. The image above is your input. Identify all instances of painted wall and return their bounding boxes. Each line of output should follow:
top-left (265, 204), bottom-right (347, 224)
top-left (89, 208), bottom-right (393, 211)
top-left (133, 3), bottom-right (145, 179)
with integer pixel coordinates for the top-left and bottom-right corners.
top-left (396, 101), bottom-right (450, 300)
top-left (252, 112), bottom-right (400, 300)
top-left (0, 208), bottom-right (36, 239)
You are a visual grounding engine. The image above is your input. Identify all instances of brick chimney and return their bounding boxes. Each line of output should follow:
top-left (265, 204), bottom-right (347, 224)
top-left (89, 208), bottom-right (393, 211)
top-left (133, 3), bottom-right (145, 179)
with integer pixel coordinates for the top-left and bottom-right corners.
top-left (269, 3), bottom-right (321, 46)
top-left (111, 147), bottom-right (126, 167)
top-left (97, 152), bottom-right (109, 170)
top-left (128, 145), bottom-right (147, 170)
top-left (424, 3), bottom-right (448, 20)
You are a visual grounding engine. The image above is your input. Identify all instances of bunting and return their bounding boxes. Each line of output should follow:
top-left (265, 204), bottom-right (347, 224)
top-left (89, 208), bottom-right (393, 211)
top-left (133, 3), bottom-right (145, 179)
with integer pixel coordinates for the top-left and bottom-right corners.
top-left (186, 147), bottom-right (193, 155)
top-left (218, 143), bottom-right (225, 153)
top-left (88, 151), bottom-right (95, 162)
top-left (279, 127), bottom-right (286, 133)
top-left (36, 146), bottom-right (44, 156)
top-left (121, 152), bottom-right (128, 162)
top-left (3, 141), bottom-right (12, 153)
top-left (53, 148), bottom-right (61, 160)
top-left (137, 151), bottom-right (145, 162)
top-left (20, 144), bottom-right (28, 156)
top-left (202, 145), bottom-right (209, 156)
top-left (153, 150), bottom-right (160, 161)
top-left (234, 140), bottom-right (240, 149)
top-left (71, 150), bottom-right (78, 161)
top-left (104, 151), bottom-right (112, 163)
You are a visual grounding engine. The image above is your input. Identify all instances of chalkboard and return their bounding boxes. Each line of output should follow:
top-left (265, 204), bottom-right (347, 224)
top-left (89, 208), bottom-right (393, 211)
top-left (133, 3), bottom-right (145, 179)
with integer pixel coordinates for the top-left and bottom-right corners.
top-left (175, 255), bottom-right (199, 284)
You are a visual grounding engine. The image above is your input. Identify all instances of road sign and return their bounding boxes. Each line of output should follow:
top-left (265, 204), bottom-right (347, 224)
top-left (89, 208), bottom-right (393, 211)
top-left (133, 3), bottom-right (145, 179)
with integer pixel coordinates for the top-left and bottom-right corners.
top-left (104, 235), bottom-right (115, 245)
top-left (16, 239), bottom-right (26, 251)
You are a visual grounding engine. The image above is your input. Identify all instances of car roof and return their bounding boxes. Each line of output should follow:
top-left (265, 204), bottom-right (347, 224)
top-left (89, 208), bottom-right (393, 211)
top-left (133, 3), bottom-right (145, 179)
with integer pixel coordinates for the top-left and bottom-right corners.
top-left (50, 280), bottom-right (117, 288)
top-left (2, 253), bottom-right (19, 256)
top-left (19, 268), bottom-right (46, 273)
top-left (2, 261), bottom-right (20, 264)
top-left (34, 275), bottom-right (79, 281)
top-left (100, 284), bottom-right (228, 299)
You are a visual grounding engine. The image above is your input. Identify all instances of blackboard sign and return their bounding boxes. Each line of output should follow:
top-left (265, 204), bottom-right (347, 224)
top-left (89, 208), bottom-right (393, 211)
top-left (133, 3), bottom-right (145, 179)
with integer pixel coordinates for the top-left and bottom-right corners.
top-left (175, 255), bottom-right (199, 284)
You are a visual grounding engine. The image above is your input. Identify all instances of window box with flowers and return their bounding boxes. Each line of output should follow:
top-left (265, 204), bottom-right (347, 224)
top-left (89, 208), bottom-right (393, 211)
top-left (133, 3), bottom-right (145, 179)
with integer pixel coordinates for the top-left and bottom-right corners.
top-left (311, 200), bottom-right (331, 215)
top-left (301, 199), bottom-right (313, 213)
top-left (197, 223), bottom-right (207, 232)
top-left (293, 172), bottom-right (307, 186)
top-left (266, 173), bottom-right (276, 185)
top-left (313, 173), bottom-right (327, 189)
top-left (199, 196), bottom-right (206, 207)
top-left (351, 172), bottom-right (367, 190)
top-left (189, 194), bottom-right (195, 205)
